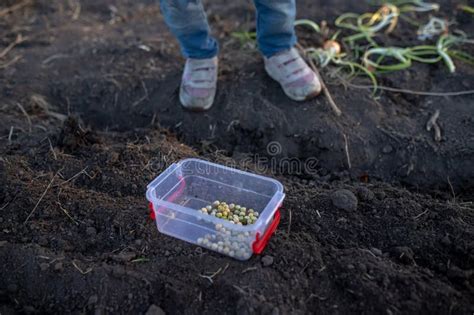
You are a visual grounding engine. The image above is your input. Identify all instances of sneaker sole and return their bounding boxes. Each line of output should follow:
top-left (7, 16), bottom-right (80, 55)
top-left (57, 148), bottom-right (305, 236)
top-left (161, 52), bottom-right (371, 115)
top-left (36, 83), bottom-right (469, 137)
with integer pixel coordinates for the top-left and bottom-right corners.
top-left (179, 86), bottom-right (215, 112)
top-left (265, 65), bottom-right (322, 102)
top-left (282, 85), bottom-right (322, 102)
top-left (304, 87), bottom-right (322, 101)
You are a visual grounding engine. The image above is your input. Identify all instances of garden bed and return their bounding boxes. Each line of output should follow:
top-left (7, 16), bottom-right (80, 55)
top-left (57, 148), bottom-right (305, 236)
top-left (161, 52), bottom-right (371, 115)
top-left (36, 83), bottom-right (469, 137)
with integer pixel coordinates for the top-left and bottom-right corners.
top-left (0, 0), bottom-right (473, 314)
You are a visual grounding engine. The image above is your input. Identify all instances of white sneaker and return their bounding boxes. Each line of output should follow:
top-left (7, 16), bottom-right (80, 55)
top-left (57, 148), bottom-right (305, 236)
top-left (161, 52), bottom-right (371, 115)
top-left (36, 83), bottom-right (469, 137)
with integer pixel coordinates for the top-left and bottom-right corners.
top-left (264, 48), bottom-right (322, 101)
top-left (180, 57), bottom-right (218, 111)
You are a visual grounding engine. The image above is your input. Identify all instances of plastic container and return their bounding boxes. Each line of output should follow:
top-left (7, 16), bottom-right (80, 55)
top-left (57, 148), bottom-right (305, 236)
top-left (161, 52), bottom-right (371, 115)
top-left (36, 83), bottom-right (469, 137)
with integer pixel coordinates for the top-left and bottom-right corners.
top-left (146, 158), bottom-right (285, 260)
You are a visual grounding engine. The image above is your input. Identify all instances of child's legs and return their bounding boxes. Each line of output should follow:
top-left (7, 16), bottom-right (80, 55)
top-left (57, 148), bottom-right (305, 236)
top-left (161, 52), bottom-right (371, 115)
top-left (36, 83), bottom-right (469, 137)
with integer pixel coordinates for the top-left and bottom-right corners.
top-left (253, 0), bottom-right (297, 58)
top-left (160, 0), bottom-right (218, 59)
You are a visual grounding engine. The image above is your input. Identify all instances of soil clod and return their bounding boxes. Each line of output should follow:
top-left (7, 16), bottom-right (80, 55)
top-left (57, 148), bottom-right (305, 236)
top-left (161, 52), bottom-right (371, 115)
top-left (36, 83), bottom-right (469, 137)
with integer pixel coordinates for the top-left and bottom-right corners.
top-left (390, 246), bottom-right (415, 265)
top-left (356, 186), bottom-right (375, 202)
top-left (331, 189), bottom-right (358, 211)
top-left (53, 262), bottom-right (63, 272)
top-left (88, 295), bottom-right (99, 305)
top-left (39, 263), bottom-right (49, 271)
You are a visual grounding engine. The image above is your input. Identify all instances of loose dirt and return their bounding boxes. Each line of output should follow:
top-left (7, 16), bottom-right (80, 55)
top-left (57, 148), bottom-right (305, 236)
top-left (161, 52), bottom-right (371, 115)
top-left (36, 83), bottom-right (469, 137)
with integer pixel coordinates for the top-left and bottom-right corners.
top-left (1, 0), bottom-right (473, 314)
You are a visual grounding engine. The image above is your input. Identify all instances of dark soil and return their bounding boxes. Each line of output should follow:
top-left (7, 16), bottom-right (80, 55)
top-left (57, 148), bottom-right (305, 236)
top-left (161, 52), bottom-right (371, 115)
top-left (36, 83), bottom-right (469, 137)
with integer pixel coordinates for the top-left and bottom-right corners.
top-left (1, 0), bottom-right (473, 314)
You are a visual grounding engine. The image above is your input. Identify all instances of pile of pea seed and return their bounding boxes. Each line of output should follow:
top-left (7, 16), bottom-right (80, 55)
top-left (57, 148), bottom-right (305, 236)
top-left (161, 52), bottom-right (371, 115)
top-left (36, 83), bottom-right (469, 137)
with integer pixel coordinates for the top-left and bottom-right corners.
top-left (197, 200), bottom-right (260, 225)
top-left (197, 224), bottom-right (252, 259)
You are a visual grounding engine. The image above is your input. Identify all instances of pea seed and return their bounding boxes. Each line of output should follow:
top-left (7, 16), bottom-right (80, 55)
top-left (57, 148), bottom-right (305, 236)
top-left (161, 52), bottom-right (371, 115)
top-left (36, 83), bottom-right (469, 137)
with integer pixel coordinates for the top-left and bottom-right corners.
top-left (211, 243), bottom-right (218, 250)
top-left (249, 209), bottom-right (254, 213)
top-left (223, 247), bottom-right (230, 254)
top-left (217, 213), bottom-right (222, 218)
top-left (206, 205), bottom-right (212, 211)
top-left (235, 205), bottom-right (241, 210)
top-left (197, 238), bottom-right (203, 244)
top-left (229, 203), bottom-right (235, 209)
top-left (229, 250), bottom-right (235, 257)
top-left (213, 200), bottom-right (220, 206)
top-left (215, 224), bottom-right (222, 230)
top-left (254, 211), bottom-right (259, 216)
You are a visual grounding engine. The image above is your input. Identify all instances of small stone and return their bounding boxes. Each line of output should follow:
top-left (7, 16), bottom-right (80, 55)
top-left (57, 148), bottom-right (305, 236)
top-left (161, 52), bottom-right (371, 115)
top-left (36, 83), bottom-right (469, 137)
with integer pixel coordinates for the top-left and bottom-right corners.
top-left (86, 226), bottom-right (97, 236)
top-left (261, 255), bottom-right (274, 267)
top-left (39, 262), bottom-right (49, 271)
top-left (145, 304), bottom-right (166, 315)
top-left (382, 145), bottom-right (393, 154)
top-left (375, 191), bottom-right (386, 200)
top-left (331, 189), bottom-right (358, 211)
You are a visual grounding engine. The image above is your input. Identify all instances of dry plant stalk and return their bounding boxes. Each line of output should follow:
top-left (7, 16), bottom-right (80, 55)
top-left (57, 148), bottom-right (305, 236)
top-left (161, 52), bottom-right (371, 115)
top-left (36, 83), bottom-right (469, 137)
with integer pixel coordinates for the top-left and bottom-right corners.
top-left (0, 0), bottom-right (33, 18)
top-left (296, 43), bottom-right (343, 116)
top-left (426, 109), bottom-right (442, 142)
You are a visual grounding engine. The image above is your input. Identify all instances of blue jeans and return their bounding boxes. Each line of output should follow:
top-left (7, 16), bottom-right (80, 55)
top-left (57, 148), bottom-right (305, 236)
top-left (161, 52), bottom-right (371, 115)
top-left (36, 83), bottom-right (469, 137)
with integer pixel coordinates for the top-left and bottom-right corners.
top-left (159, 0), bottom-right (297, 58)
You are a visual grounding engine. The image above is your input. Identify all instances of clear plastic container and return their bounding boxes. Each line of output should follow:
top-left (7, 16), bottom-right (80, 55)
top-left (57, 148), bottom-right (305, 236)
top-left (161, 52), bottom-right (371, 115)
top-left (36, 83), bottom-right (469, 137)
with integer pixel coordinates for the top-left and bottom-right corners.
top-left (146, 158), bottom-right (285, 260)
